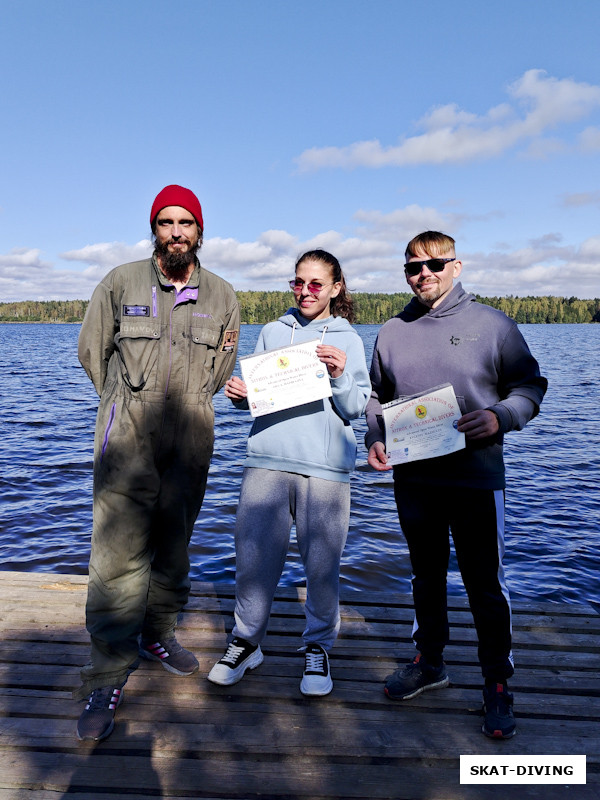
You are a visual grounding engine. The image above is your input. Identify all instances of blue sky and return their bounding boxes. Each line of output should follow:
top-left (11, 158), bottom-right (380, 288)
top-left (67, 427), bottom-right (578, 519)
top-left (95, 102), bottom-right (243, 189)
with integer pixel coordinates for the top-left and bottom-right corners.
top-left (1, 0), bottom-right (599, 301)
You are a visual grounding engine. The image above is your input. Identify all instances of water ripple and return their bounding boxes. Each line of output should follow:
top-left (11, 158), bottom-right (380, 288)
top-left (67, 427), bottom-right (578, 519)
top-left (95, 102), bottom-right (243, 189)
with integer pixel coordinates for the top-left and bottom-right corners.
top-left (1, 322), bottom-right (599, 607)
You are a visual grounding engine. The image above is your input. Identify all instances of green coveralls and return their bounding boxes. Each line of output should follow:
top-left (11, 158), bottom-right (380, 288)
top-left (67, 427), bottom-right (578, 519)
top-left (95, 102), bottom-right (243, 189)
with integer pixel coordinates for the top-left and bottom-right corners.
top-left (76, 256), bottom-right (239, 697)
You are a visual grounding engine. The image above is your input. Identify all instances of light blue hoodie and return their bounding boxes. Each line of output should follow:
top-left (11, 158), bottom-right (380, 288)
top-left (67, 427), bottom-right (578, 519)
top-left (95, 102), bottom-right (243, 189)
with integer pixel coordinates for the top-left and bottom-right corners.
top-left (236, 308), bottom-right (370, 483)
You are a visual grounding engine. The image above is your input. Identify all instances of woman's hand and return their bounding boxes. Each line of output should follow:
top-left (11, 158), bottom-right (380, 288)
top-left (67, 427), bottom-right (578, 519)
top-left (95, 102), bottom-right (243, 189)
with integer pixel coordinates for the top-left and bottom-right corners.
top-left (316, 344), bottom-right (346, 379)
top-left (224, 375), bottom-right (248, 401)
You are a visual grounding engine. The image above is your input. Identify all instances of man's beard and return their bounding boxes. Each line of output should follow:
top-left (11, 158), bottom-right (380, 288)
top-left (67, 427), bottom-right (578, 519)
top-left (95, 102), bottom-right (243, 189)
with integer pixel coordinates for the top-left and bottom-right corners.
top-left (154, 239), bottom-right (200, 283)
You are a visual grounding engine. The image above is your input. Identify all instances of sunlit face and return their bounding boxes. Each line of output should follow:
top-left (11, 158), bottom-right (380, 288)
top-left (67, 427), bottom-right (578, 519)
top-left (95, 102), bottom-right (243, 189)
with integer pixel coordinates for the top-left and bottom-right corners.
top-left (154, 206), bottom-right (200, 254)
top-left (405, 247), bottom-right (462, 308)
top-left (293, 259), bottom-right (341, 321)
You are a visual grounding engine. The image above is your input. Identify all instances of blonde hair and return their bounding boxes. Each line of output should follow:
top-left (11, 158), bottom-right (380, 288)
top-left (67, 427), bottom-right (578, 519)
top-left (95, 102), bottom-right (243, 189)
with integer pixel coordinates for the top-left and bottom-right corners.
top-left (405, 231), bottom-right (456, 260)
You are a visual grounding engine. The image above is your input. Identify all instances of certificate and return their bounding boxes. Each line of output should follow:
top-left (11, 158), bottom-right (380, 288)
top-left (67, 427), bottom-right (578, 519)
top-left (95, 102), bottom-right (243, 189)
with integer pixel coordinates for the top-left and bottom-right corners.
top-left (382, 383), bottom-right (465, 465)
top-left (240, 339), bottom-right (332, 418)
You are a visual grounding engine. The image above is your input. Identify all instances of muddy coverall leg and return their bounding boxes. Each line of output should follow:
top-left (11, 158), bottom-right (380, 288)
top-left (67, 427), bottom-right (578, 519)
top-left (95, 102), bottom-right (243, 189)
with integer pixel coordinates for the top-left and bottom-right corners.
top-left (76, 392), bottom-right (213, 699)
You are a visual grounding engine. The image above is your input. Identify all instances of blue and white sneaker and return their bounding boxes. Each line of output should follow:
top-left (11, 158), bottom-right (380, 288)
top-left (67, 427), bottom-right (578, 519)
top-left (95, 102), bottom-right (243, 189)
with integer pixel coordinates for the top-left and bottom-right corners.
top-left (300, 643), bottom-right (333, 696)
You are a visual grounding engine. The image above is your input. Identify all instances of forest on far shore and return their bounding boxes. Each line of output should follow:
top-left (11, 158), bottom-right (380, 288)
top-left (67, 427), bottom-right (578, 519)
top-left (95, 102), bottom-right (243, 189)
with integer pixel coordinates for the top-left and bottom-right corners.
top-left (1, 292), bottom-right (599, 325)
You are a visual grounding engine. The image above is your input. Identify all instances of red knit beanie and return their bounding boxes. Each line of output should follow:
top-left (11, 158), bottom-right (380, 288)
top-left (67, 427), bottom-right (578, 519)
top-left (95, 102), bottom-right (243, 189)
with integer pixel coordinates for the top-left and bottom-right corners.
top-left (150, 185), bottom-right (204, 230)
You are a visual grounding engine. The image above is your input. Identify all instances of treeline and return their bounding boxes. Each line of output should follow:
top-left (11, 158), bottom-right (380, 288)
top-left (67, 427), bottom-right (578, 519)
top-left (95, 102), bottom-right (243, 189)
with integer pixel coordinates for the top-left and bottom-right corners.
top-left (475, 294), bottom-right (600, 324)
top-left (1, 293), bottom-right (599, 324)
top-left (234, 290), bottom-right (420, 324)
top-left (0, 299), bottom-right (89, 323)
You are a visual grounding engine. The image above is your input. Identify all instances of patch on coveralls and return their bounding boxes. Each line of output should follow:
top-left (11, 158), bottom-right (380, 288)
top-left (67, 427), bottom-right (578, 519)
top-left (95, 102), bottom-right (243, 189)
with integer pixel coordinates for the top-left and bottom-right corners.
top-left (123, 305), bottom-right (150, 316)
top-left (220, 329), bottom-right (238, 352)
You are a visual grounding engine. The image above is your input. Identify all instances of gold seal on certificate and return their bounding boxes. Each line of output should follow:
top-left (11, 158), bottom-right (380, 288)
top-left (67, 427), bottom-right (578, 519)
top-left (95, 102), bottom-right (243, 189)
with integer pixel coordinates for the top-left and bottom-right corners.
top-left (240, 339), bottom-right (332, 418)
top-left (382, 383), bottom-right (465, 465)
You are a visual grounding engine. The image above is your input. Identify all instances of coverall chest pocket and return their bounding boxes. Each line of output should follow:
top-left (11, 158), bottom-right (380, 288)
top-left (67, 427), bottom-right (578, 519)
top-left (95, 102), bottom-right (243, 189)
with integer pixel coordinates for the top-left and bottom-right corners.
top-left (187, 322), bottom-right (222, 395)
top-left (115, 322), bottom-right (161, 392)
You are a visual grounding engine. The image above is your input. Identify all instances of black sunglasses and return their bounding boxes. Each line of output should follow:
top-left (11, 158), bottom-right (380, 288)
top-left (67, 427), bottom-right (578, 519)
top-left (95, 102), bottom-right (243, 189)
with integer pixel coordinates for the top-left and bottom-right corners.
top-left (404, 258), bottom-right (456, 277)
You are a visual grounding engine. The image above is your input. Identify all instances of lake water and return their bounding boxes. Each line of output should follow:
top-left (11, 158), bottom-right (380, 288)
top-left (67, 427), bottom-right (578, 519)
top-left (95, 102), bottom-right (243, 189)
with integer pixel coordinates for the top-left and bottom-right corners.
top-left (1, 322), bottom-right (598, 607)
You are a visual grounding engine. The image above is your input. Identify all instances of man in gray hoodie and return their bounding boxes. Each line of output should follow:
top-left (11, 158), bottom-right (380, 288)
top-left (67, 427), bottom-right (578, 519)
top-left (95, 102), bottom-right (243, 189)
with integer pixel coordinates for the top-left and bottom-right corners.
top-left (366, 231), bottom-right (547, 739)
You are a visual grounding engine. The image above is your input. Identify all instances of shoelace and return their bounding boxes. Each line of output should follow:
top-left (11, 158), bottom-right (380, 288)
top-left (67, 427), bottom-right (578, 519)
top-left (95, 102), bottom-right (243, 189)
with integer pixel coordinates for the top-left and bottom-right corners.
top-left (305, 651), bottom-right (326, 673)
top-left (489, 688), bottom-right (512, 713)
top-left (395, 660), bottom-right (420, 679)
top-left (221, 643), bottom-right (246, 665)
top-left (86, 686), bottom-right (121, 711)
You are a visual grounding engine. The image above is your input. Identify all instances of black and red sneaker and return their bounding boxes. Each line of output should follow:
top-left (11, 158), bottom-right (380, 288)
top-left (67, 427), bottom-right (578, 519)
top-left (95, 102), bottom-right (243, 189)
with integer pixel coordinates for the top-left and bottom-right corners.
top-left (482, 683), bottom-right (516, 739)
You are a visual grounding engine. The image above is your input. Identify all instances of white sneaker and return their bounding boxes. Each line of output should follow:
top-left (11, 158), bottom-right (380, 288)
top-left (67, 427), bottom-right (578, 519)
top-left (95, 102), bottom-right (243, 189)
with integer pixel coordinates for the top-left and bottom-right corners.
top-left (207, 637), bottom-right (264, 685)
top-left (300, 643), bottom-right (333, 696)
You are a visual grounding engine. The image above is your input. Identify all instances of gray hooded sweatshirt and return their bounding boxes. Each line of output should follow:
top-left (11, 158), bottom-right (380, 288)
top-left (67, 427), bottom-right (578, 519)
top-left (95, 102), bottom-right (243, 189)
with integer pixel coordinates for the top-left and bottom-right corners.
top-left (365, 283), bottom-right (548, 489)
top-left (237, 308), bottom-right (371, 483)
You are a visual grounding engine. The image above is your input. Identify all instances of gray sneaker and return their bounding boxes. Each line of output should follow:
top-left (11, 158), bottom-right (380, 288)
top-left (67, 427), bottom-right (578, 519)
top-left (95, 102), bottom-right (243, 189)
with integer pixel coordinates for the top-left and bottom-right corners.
top-left (76, 685), bottom-right (124, 741)
top-left (384, 654), bottom-right (449, 700)
top-left (140, 637), bottom-right (199, 676)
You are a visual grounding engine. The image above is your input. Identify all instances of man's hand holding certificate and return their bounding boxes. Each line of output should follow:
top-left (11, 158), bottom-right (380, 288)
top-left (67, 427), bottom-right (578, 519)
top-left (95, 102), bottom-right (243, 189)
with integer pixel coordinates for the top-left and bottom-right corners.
top-left (382, 383), bottom-right (465, 465)
top-left (240, 339), bottom-right (332, 418)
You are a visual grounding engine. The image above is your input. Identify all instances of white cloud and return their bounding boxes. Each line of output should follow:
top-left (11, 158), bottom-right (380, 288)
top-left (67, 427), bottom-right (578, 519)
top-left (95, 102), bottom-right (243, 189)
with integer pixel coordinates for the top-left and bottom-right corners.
top-left (353, 205), bottom-right (464, 241)
top-left (0, 247), bottom-right (111, 301)
top-left (529, 233), bottom-right (564, 247)
top-left (2, 208), bottom-right (599, 302)
top-left (60, 239), bottom-right (153, 270)
top-left (459, 238), bottom-right (600, 298)
top-left (295, 70), bottom-right (600, 171)
top-left (0, 242), bottom-right (154, 301)
top-left (560, 191), bottom-right (600, 208)
top-left (0, 247), bottom-right (53, 273)
top-left (579, 126), bottom-right (600, 151)
top-left (578, 235), bottom-right (600, 259)
top-left (519, 137), bottom-right (567, 159)
top-left (203, 232), bottom-right (300, 286)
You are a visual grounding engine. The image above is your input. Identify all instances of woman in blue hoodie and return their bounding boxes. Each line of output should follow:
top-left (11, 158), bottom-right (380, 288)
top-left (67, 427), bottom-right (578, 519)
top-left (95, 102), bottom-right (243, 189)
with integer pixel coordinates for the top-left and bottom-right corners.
top-left (208, 249), bottom-right (370, 695)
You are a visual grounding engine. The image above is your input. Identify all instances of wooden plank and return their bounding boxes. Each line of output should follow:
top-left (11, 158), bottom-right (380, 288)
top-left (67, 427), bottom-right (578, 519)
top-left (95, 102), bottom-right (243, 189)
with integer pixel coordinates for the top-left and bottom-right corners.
top-left (1, 629), bottom-right (599, 668)
top-left (2, 604), bottom-right (599, 650)
top-left (2, 657), bottom-right (600, 695)
top-left (0, 794), bottom-right (192, 800)
top-left (0, 570), bottom-right (597, 617)
top-left (2, 700), bottom-right (599, 753)
top-left (2, 667), bottom-right (599, 715)
top-left (1, 647), bottom-right (599, 687)
top-left (0, 570), bottom-right (597, 800)
top-left (0, 750), bottom-right (596, 800)
top-left (1, 636), bottom-right (599, 681)
top-left (0, 794), bottom-right (245, 800)
top-left (2, 685), bottom-right (599, 723)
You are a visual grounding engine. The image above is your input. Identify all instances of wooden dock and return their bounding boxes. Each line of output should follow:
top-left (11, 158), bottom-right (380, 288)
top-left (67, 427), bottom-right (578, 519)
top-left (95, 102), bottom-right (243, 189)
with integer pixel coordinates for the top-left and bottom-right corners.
top-left (0, 570), bottom-right (598, 799)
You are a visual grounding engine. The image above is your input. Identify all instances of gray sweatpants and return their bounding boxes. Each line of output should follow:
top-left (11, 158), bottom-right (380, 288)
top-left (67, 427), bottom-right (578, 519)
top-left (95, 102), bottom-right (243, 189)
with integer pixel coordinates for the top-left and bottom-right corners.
top-left (232, 467), bottom-right (350, 651)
